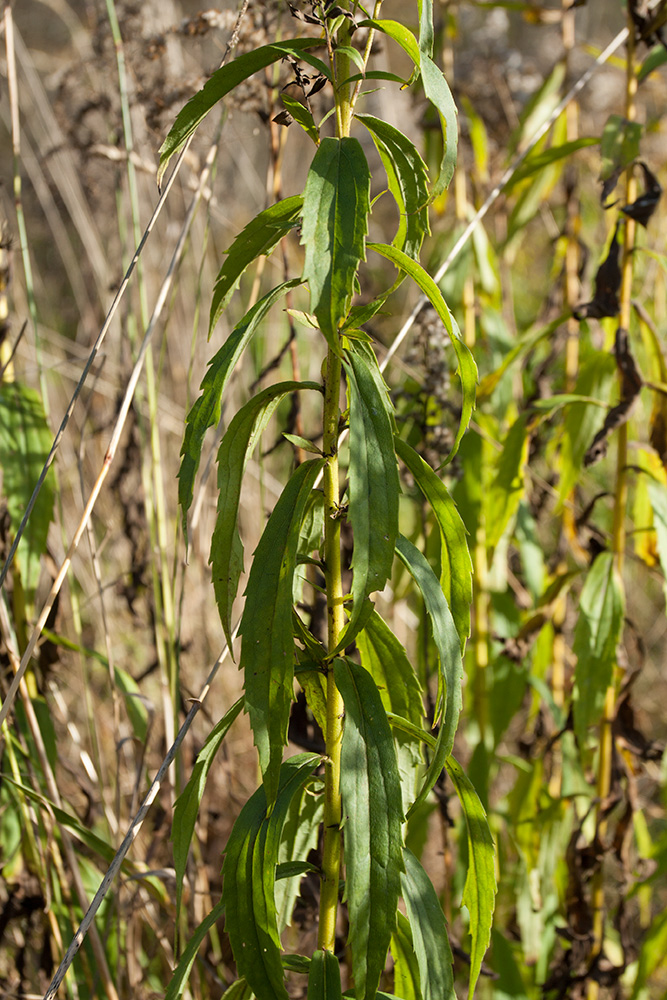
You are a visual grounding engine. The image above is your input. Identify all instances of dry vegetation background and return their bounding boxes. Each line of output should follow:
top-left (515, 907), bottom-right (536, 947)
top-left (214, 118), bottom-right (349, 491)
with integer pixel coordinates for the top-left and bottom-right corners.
top-left (2, 1), bottom-right (667, 998)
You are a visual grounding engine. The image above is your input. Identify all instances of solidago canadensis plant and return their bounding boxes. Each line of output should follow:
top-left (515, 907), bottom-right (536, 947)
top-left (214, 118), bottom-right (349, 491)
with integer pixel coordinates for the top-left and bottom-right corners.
top-left (159, 3), bottom-right (496, 998)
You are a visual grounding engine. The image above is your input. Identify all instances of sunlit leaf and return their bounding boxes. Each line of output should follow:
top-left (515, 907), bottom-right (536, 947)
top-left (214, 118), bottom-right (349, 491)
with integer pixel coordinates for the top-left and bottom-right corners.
top-left (240, 460), bottom-right (325, 804)
top-left (445, 756), bottom-right (496, 1000)
top-left (301, 137), bottom-right (371, 352)
top-left (281, 94), bottom-right (320, 145)
top-left (335, 658), bottom-right (404, 1000)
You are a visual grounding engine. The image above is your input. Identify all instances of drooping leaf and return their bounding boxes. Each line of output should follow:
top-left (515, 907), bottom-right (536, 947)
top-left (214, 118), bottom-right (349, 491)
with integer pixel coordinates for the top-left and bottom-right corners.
top-left (420, 53), bottom-right (458, 195)
top-left (0, 382), bottom-right (55, 600)
top-left (357, 19), bottom-right (421, 70)
top-left (338, 345), bottom-right (399, 650)
top-left (504, 137), bottom-right (600, 194)
top-left (417, 0), bottom-right (434, 56)
top-left (485, 414), bottom-right (530, 551)
top-left (444, 756), bottom-right (496, 1000)
top-left (599, 114), bottom-right (642, 203)
top-left (335, 658), bottom-right (404, 1000)
top-left (275, 777), bottom-right (324, 931)
top-left (368, 242), bottom-right (477, 463)
top-left (179, 280), bottom-right (301, 538)
top-left (395, 437), bottom-right (472, 650)
top-left (158, 39), bottom-right (331, 185)
top-left (621, 160), bottom-right (663, 228)
top-left (357, 610), bottom-right (424, 812)
top-left (280, 94), bottom-right (320, 145)
top-left (172, 697), bottom-right (243, 921)
top-left (400, 849), bottom-right (455, 1000)
top-left (211, 379), bottom-right (320, 649)
top-left (210, 198), bottom-right (304, 334)
top-left (222, 754), bottom-right (321, 1000)
top-left (307, 950), bottom-right (343, 1000)
top-left (165, 899), bottom-right (226, 1000)
top-left (301, 137), bottom-right (371, 352)
top-left (391, 911), bottom-right (423, 1000)
top-left (395, 535), bottom-right (462, 816)
top-left (240, 459), bottom-right (325, 804)
top-left (584, 326), bottom-right (643, 468)
top-left (356, 114), bottom-right (430, 259)
top-left (572, 552), bottom-right (625, 746)
top-left (573, 223), bottom-right (622, 321)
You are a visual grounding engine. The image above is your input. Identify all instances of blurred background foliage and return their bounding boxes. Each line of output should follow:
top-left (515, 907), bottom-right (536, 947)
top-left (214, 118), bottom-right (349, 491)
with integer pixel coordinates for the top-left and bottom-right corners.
top-left (1, 1), bottom-right (667, 998)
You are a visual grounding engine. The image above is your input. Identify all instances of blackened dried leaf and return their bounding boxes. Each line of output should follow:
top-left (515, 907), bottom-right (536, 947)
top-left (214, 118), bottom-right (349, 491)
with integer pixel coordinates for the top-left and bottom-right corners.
top-left (574, 224), bottom-right (622, 321)
top-left (629, 0), bottom-right (667, 48)
top-left (601, 166), bottom-right (622, 207)
top-left (584, 328), bottom-right (643, 466)
top-left (307, 74), bottom-right (328, 97)
top-left (273, 110), bottom-right (294, 127)
top-left (621, 161), bottom-right (663, 227)
top-left (287, 2), bottom-right (323, 25)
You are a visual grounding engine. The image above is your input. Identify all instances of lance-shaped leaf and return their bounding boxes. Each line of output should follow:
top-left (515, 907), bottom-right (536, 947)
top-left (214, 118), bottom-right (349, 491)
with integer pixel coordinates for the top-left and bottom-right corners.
top-left (280, 94), bottom-right (320, 145)
top-left (417, 0), bottom-right (434, 55)
top-left (301, 137), bottom-right (371, 352)
top-left (395, 535), bottom-right (462, 816)
top-left (335, 658), bottom-right (404, 1000)
top-left (222, 753), bottom-right (321, 1000)
top-left (391, 911), bottom-right (423, 1000)
top-left (395, 437), bottom-right (472, 650)
top-left (275, 778), bottom-right (324, 932)
top-left (572, 552), bottom-right (625, 746)
top-left (0, 382), bottom-right (55, 600)
top-left (211, 380), bottom-right (320, 649)
top-left (444, 756), bottom-right (496, 1000)
top-left (179, 280), bottom-right (301, 537)
top-left (357, 610), bottom-right (424, 813)
top-left (172, 697), bottom-right (243, 922)
top-left (158, 39), bottom-right (331, 185)
top-left (308, 950), bottom-right (343, 1000)
top-left (356, 115), bottom-right (430, 259)
top-left (340, 345), bottom-right (399, 649)
top-left (400, 849), bottom-right (455, 1000)
top-left (368, 243), bottom-right (477, 463)
top-left (210, 198), bottom-right (304, 335)
top-left (486, 414), bottom-right (529, 552)
top-left (165, 899), bottom-right (226, 1000)
top-left (240, 460), bottom-right (325, 804)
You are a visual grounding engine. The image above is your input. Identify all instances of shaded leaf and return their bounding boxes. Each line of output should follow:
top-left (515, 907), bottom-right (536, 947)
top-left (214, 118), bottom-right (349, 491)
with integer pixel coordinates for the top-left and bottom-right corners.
top-left (599, 115), bottom-right (642, 204)
top-left (572, 552), bottom-right (625, 745)
top-left (574, 223), bottom-right (622, 321)
top-left (210, 197), bottom-right (304, 335)
top-left (165, 900), bottom-right (226, 1000)
top-left (395, 535), bottom-right (462, 815)
top-left (368, 242), bottom-right (477, 462)
top-left (486, 414), bottom-right (530, 551)
top-left (391, 910), bottom-right (423, 1000)
top-left (158, 39), bottom-right (331, 185)
top-left (395, 437), bottom-right (472, 649)
top-left (301, 137), bottom-right (371, 352)
top-left (222, 754), bottom-right (321, 1000)
top-left (444, 756), bottom-right (496, 1000)
top-left (504, 137), bottom-right (600, 194)
top-left (335, 658), bottom-right (404, 1000)
top-left (307, 950), bottom-right (343, 1000)
top-left (356, 114), bottom-right (430, 259)
top-left (240, 460), bottom-right (325, 804)
top-left (400, 848), bottom-right (455, 1000)
top-left (275, 779), bottom-right (324, 931)
top-left (211, 380), bottom-right (320, 649)
top-left (339, 345), bottom-right (399, 649)
top-left (0, 382), bottom-right (55, 599)
top-left (179, 280), bottom-right (301, 538)
top-left (420, 53), bottom-right (458, 195)
top-left (172, 698), bottom-right (243, 921)
top-left (584, 327), bottom-right (643, 467)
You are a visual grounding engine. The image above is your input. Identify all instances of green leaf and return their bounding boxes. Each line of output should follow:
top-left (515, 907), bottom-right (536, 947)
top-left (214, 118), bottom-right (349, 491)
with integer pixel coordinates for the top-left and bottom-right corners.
top-left (357, 610), bottom-right (425, 812)
top-left (301, 137), bottom-right (371, 352)
top-left (600, 113), bottom-right (642, 184)
top-left (420, 53), bottom-right (458, 195)
top-left (165, 899), bottom-right (226, 1000)
top-left (558, 351), bottom-right (617, 503)
top-left (158, 39), bottom-right (331, 185)
top-left (395, 437), bottom-right (472, 650)
top-left (211, 380), bottom-right (320, 649)
top-left (572, 552), bottom-right (625, 746)
top-left (283, 433), bottom-right (323, 455)
top-left (530, 393), bottom-right (607, 412)
top-left (638, 42), bottom-right (667, 82)
top-left (486, 414), bottom-right (529, 551)
top-left (647, 480), bottom-right (667, 611)
top-left (417, 0), bottom-right (434, 56)
top-left (0, 382), bottom-right (55, 600)
top-left (179, 281), bottom-right (301, 538)
top-left (172, 698), bottom-right (243, 921)
top-left (222, 754), bottom-right (321, 1000)
top-left (281, 94), bottom-right (319, 145)
top-left (368, 242), bottom-right (477, 462)
top-left (358, 19), bottom-right (421, 70)
top-left (394, 535), bottom-right (462, 816)
top-left (400, 848), bottom-right (455, 1000)
top-left (630, 908), bottom-right (667, 998)
top-left (113, 665), bottom-right (149, 743)
top-left (275, 779), bottom-right (324, 931)
top-left (240, 459), bottom-right (325, 804)
top-left (504, 137), bottom-right (600, 193)
top-left (391, 910), bottom-right (423, 1000)
top-left (340, 345), bottom-right (400, 649)
top-left (335, 658), bottom-right (404, 1000)
top-left (444, 756), bottom-right (496, 1000)
top-left (210, 197), bottom-right (303, 334)
top-left (220, 980), bottom-right (254, 1000)
top-left (307, 950), bottom-right (343, 1000)
top-left (356, 114), bottom-right (430, 259)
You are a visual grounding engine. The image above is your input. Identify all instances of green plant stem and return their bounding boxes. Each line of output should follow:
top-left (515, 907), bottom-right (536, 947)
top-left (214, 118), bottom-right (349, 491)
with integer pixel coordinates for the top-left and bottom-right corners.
top-left (318, 347), bottom-right (346, 951)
